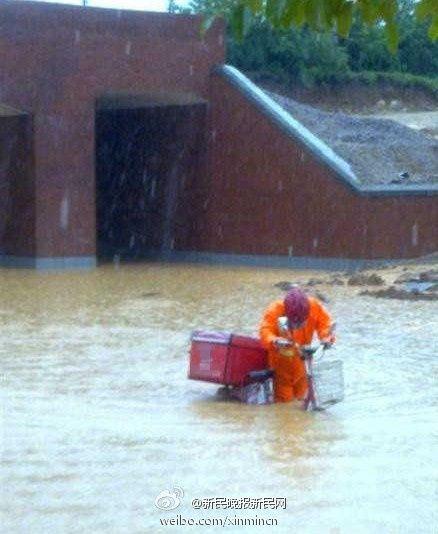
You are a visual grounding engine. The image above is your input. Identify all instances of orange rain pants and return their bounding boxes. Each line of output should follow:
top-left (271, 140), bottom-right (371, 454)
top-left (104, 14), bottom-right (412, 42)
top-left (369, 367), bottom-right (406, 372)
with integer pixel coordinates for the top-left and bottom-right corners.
top-left (259, 297), bottom-right (335, 403)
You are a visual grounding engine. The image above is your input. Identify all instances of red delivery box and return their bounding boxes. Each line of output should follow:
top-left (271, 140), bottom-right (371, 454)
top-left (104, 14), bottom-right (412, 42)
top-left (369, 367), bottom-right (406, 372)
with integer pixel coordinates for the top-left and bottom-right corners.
top-left (188, 330), bottom-right (268, 387)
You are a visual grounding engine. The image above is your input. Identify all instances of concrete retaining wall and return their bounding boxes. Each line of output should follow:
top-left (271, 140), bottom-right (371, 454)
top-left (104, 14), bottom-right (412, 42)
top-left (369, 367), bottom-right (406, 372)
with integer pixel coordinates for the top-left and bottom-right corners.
top-left (198, 66), bottom-right (437, 260)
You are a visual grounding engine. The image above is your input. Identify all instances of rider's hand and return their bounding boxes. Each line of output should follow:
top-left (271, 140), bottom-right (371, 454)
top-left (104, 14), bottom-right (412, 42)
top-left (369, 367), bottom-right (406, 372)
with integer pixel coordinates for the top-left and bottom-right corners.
top-left (274, 337), bottom-right (293, 349)
top-left (321, 336), bottom-right (335, 349)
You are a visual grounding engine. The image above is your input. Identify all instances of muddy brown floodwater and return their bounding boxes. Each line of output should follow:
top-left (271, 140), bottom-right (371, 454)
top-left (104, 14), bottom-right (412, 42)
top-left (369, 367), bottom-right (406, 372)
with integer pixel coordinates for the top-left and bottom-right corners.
top-left (1, 263), bottom-right (437, 533)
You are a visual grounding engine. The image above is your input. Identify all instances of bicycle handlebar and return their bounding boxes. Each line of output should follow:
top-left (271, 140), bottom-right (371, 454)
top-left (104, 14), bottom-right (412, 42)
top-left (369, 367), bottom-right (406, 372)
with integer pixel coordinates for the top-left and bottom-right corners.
top-left (299, 344), bottom-right (326, 360)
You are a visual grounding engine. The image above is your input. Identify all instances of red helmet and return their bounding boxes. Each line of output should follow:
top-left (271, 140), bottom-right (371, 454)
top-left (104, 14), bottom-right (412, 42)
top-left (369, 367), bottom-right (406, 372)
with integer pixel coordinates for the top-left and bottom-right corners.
top-left (284, 287), bottom-right (310, 326)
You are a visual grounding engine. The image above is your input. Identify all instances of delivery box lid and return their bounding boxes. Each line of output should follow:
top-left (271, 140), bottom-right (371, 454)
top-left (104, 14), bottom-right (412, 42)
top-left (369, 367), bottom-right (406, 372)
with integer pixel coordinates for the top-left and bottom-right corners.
top-left (191, 330), bottom-right (232, 344)
top-left (230, 334), bottom-right (263, 350)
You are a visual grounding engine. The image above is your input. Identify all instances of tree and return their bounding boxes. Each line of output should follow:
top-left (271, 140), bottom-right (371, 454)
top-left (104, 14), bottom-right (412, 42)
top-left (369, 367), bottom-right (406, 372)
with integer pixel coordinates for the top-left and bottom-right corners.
top-left (196, 0), bottom-right (438, 52)
top-left (183, 0), bottom-right (438, 84)
top-left (228, 21), bottom-right (351, 86)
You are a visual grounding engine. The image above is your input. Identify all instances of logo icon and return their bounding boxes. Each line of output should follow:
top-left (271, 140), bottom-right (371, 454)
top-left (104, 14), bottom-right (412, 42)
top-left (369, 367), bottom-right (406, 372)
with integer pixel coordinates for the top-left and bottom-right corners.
top-left (155, 487), bottom-right (184, 511)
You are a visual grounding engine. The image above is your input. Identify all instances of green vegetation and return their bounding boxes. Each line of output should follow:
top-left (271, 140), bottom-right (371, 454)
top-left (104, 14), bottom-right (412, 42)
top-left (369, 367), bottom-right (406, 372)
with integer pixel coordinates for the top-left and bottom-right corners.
top-left (180, 0), bottom-right (438, 52)
top-left (345, 72), bottom-right (438, 96)
top-left (227, 19), bottom-right (438, 90)
top-left (172, 0), bottom-right (438, 92)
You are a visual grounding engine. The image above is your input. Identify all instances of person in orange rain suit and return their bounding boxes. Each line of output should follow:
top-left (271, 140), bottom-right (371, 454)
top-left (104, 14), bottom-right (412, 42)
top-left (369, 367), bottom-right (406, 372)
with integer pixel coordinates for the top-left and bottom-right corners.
top-left (259, 286), bottom-right (336, 403)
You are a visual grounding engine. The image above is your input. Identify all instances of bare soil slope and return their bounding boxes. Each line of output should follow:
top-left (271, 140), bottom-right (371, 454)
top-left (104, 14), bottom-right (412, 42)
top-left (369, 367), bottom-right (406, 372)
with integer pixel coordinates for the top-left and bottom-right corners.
top-left (267, 90), bottom-right (438, 186)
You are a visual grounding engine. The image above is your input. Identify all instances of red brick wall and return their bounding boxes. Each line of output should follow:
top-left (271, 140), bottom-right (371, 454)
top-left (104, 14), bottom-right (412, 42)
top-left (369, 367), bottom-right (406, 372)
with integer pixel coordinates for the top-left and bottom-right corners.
top-left (0, 1), bottom-right (224, 258)
top-left (1, 1), bottom-right (435, 263)
top-left (199, 72), bottom-right (437, 259)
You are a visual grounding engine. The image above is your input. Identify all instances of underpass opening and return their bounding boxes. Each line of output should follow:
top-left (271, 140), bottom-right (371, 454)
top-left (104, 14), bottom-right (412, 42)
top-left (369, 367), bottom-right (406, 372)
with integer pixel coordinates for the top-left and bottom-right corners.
top-left (95, 93), bottom-right (207, 262)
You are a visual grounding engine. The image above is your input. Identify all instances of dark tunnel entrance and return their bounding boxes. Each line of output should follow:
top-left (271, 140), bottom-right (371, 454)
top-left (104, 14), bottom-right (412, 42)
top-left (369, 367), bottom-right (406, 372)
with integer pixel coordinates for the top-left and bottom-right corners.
top-left (95, 95), bottom-right (207, 261)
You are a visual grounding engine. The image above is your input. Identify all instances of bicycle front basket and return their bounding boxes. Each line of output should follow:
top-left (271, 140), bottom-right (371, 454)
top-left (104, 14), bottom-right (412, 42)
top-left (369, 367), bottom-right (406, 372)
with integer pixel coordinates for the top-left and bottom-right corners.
top-left (312, 359), bottom-right (344, 409)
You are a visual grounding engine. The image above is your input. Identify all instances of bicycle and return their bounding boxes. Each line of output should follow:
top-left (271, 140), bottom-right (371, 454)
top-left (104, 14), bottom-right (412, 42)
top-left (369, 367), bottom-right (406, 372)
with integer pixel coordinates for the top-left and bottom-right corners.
top-left (299, 344), bottom-right (344, 411)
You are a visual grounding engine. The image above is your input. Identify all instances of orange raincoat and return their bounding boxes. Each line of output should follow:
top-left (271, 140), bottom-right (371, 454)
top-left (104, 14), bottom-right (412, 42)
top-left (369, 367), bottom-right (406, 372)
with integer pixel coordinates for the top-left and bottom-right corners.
top-left (259, 297), bottom-right (335, 402)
